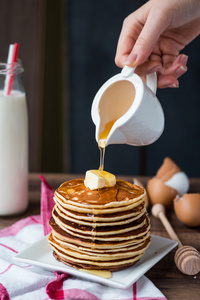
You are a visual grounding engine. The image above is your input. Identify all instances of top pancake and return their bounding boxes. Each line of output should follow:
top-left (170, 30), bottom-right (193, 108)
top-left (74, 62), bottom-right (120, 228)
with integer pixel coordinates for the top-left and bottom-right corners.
top-left (55, 179), bottom-right (145, 211)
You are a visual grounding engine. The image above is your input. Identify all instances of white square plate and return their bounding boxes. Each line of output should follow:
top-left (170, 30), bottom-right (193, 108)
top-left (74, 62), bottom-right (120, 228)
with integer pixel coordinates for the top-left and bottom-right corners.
top-left (14, 234), bottom-right (177, 289)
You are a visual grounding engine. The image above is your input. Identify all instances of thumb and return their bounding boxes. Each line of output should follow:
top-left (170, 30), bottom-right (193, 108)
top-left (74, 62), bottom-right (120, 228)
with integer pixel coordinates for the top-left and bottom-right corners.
top-left (125, 9), bottom-right (170, 67)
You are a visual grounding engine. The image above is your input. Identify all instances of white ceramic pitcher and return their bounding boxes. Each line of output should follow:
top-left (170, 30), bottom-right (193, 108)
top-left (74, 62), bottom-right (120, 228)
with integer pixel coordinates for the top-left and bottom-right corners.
top-left (91, 66), bottom-right (165, 147)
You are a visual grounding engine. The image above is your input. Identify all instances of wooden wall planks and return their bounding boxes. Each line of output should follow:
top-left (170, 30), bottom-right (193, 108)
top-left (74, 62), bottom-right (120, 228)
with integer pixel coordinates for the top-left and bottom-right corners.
top-left (0, 0), bottom-right (46, 171)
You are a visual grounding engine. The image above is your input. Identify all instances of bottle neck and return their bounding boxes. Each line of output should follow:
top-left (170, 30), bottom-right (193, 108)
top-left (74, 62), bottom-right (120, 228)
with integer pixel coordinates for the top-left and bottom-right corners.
top-left (0, 61), bottom-right (24, 95)
top-left (0, 61), bottom-right (24, 76)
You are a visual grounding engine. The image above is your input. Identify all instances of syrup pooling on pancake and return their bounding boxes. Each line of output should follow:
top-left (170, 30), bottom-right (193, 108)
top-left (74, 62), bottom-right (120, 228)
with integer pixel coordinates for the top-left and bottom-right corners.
top-left (48, 178), bottom-right (151, 272)
top-left (56, 179), bottom-right (145, 206)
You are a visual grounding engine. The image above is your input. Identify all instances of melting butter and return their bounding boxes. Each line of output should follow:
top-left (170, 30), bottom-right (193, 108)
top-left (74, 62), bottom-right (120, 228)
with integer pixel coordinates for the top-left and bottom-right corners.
top-left (84, 169), bottom-right (116, 190)
top-left (89, 169), bottom-right (116, 187)
top-left (79, 268), bottom-right (112, 279)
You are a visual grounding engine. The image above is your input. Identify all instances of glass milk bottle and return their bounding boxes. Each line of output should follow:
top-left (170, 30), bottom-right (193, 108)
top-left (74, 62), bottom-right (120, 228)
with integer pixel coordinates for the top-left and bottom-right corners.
top-left (0, 61), bottom-right (28, 215)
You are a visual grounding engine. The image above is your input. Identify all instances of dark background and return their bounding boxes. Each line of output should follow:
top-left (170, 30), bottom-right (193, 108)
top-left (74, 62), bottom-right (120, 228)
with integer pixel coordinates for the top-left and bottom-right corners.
top-left (68, 0), bottom-right (200, 177)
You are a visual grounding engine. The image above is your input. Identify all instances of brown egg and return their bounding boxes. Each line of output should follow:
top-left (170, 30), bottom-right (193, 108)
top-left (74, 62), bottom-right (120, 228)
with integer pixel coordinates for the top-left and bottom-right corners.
top-left (147, 157), bottom-right (189, 209)
top-left (133, 178), bottom-right (149, 208)
top-left (147, 177), bottom-right (178, 209)
top-left (174, 194), bottom-right (200, 227)
top-left (156, 157), bottom-right (181, 181)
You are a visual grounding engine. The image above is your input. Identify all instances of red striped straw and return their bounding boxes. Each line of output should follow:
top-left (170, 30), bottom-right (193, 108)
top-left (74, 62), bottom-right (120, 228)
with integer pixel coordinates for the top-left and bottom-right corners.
top-left (4, 43), bottom-right (19, 96)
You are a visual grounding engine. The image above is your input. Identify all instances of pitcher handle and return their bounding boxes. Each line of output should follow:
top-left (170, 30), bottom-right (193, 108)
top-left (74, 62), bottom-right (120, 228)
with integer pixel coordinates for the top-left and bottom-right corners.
top-left (121, 65), bottom-right (157, 94)
top-left (146, 72), bottom-right (157, 94)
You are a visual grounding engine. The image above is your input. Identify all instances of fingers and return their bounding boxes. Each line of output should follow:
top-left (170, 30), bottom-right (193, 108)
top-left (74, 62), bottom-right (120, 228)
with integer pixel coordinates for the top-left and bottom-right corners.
top-left (115, 12), bottom-right (142, 68)
top-left (161, 54), bottom-right (188, 76)
top-left (136, 53), bottom-right (188, 88)
top-left (137, 70), bottom-right (180, 88)
top-left (157, 54), bottom-right (188, 88)
top-left (122, 6), bottom-right (171, 67)
top-left (135, 61), bottom-right (162, 77)
top-left (115, 2), bottom-right (188, 90)
top-left (157, 75), bottom-right (179, 89)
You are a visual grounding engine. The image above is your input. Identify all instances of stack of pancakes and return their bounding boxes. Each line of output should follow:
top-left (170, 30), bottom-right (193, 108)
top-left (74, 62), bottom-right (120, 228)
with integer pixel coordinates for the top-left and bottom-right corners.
top-left (48, 179), bottom-right (150, 272)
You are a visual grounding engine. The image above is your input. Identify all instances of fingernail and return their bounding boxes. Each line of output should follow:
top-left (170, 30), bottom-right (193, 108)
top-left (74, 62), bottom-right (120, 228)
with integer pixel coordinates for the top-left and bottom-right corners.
top-left (150, 65), bottom-right (162, 73)
top-left (124, 53), bottom-right (138, 66)
top-left (167, 82), bottom-right (179, 88)
top-left (175, 65), bottom-right (187, 76)
top-left (179, 54), bottom-right (188, 65)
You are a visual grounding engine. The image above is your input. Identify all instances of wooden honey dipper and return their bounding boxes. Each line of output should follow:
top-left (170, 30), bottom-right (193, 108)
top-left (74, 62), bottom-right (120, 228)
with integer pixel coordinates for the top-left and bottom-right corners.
top-left (151, 203), bottom-right (200, 276)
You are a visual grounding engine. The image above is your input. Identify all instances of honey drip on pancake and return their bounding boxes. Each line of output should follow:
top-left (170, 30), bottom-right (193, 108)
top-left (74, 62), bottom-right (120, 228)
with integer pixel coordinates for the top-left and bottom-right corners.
top-left (57, 179), bottom-right (144, 206)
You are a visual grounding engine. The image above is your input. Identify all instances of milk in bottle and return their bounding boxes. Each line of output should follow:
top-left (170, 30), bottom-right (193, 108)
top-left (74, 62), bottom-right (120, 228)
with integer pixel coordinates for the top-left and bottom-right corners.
top-left (0, 61), bottom-right (28, 215)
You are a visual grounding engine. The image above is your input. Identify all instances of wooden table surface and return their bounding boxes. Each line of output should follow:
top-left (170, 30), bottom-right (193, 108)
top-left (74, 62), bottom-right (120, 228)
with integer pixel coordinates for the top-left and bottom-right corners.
top-left (0, 173), bottom-right (200, 300)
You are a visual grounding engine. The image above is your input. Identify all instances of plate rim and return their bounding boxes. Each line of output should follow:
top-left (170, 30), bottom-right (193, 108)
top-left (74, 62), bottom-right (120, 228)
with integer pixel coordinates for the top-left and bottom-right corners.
top-left (14, 234), bottom-right (177, 289)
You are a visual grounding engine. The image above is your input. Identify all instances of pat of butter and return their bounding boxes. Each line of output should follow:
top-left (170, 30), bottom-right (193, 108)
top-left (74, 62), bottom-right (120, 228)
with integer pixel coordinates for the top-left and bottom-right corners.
top-left (84, 169), bottom-right (116, 190)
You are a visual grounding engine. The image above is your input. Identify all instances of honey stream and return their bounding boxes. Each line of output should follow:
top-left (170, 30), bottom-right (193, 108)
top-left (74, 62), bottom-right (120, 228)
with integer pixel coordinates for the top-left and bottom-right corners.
top-left (84, 83), bottom-right (135, 277)
top-left (55, 83), bottom-right (137, 278)
top-left (98, 119), bottom-right (117, 171)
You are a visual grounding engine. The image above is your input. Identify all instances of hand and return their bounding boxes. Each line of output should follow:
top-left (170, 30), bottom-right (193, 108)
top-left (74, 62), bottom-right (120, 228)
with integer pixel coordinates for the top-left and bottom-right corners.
top-left (115, 0), bottom-right (200, 88)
